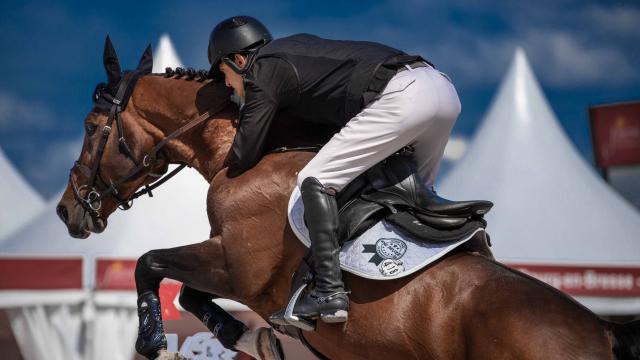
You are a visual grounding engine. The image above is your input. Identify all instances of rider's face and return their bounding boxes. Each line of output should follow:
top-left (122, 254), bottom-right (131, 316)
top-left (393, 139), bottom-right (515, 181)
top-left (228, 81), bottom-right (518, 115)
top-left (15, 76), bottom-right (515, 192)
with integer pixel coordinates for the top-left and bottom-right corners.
top-left (219, 54), bottom-right (246, 100)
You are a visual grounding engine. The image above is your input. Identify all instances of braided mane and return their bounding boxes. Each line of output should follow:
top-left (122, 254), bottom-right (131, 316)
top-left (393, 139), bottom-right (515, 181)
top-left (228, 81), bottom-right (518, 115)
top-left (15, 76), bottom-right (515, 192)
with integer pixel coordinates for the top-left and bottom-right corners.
top-left (151, 67), bottom-right (211, 82)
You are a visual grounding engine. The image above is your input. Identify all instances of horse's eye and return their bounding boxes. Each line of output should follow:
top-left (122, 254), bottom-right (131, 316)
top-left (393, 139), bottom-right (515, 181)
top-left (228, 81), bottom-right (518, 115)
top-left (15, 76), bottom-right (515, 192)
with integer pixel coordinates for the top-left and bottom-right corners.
top-left (85, 123), bottom-right (97, 136)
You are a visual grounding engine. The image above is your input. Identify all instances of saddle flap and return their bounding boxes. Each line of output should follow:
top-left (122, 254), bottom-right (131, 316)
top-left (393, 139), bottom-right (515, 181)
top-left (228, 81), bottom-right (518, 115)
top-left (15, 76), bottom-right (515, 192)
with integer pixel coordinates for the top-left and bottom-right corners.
top-left (338, 198), bottom-right (386, 244)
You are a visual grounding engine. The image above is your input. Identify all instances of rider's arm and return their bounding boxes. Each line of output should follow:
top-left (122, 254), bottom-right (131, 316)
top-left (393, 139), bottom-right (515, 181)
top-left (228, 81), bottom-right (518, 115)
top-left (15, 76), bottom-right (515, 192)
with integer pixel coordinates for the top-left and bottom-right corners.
top-left (229, 79), bottom-right (278, 171)
top-left (228, 57), bottom-right (297, 172)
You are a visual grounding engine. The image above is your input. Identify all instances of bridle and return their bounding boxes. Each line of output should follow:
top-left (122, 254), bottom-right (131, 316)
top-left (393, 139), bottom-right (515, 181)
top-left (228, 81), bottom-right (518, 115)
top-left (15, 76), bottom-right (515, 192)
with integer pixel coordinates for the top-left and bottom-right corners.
top-left (70, 70), bottom-right (229, 219)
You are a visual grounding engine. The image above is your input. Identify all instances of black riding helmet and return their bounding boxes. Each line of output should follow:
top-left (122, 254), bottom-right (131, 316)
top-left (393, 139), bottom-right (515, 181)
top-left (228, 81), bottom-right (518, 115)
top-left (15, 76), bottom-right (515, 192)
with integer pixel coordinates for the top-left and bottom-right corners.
top-left (207, 16), bottom-right (272, 80)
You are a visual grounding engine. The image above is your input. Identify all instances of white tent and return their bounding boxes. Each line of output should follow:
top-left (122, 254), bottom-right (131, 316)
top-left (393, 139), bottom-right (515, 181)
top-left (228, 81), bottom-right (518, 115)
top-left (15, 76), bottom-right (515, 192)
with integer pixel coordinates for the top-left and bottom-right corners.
top-left (1, 165), bottom-right (212, 282)
top-left (440, 48), bottom-right (640, 314)
top-left (152, 34), bottom-right (183, 73)
top-left (0, 146), bottom-right (45, 241)
top-left (0, 35), bottom-right (245, 360)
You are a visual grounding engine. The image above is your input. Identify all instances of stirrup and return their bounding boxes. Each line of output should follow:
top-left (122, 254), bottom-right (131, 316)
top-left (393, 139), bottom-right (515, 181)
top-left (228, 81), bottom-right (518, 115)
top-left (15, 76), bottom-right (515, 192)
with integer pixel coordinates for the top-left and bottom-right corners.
top-left (268, 309), bottom-right (288, 326)
top-left (284, 282), bottom-right (316, 331)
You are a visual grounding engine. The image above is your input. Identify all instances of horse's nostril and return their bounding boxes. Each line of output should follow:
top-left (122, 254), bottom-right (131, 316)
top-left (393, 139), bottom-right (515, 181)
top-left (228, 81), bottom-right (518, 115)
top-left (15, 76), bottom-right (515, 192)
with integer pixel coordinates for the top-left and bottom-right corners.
top-left (56, 205), bottom-right (69, 224)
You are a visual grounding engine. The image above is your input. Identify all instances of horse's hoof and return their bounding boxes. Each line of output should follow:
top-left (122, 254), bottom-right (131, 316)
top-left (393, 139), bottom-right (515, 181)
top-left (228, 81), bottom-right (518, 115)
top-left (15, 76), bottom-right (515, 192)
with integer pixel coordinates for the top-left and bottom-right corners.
top-left (256, 327), bottom-right (285, 360)
top-left (155, 350), bottom-right (187, 360)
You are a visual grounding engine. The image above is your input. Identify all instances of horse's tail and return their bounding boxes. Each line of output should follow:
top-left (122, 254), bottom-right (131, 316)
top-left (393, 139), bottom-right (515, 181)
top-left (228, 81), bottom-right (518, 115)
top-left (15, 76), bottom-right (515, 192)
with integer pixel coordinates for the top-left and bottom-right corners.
top-left (612, 319), bottom-right (640, 360)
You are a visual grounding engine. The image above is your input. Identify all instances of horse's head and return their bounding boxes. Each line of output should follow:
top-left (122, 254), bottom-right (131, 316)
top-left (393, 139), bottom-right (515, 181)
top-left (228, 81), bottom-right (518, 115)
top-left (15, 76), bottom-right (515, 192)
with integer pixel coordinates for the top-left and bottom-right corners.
top-left (56, 36), bottom-right (169, 238)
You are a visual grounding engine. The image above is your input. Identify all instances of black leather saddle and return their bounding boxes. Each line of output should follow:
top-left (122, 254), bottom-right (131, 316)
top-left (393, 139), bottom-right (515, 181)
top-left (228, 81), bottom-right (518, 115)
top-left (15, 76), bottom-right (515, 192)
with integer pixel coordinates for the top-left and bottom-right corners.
top-left (335, 147), bottom-right (493, 244)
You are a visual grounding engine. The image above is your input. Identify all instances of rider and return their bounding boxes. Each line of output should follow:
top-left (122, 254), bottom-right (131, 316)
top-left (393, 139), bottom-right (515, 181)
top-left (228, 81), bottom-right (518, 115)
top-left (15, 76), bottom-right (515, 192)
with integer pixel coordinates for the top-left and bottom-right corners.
top-left (209, 16), bottom-right (460, 322)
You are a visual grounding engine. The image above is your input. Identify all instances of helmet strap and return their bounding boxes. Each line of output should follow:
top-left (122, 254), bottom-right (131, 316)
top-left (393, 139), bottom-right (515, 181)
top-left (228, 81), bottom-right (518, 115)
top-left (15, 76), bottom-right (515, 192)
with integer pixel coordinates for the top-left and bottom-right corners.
top-left (221, 39), bottom-right (268, 76)
top-left (221, 56), bottom-right (248, 75)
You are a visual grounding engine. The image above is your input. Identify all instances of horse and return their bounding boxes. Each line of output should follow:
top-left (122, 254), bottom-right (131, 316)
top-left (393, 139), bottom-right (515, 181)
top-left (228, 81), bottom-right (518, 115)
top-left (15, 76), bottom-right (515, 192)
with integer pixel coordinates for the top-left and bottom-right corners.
top-left (56, 39), bottom-right (639, 360)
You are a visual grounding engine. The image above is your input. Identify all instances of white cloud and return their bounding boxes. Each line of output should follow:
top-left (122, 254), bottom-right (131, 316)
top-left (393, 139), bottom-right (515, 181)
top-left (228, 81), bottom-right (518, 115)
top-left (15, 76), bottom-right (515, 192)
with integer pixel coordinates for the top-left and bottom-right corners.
top-left (520, 30), bottom-right (637, 87)
top-left (425, 34), bottom-right (515, 86)
top-left (421, 28), bottom-right (637, 88)
top-left (0, 90), bottom-right (55, 131)
top-left (582, 5), bottom-right (640, 38)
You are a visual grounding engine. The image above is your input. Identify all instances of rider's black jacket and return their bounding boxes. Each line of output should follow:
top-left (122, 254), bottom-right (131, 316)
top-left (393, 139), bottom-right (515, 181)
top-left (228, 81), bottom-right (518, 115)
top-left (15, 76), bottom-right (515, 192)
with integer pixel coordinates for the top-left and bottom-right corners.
top-left (229, 33), bottom-right (424, 172)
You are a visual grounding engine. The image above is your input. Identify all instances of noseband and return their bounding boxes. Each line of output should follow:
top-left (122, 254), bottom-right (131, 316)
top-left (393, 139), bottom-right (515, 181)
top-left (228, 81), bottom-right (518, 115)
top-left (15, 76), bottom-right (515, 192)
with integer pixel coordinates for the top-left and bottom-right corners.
top-left (70, 70), bottom-right (228, 218)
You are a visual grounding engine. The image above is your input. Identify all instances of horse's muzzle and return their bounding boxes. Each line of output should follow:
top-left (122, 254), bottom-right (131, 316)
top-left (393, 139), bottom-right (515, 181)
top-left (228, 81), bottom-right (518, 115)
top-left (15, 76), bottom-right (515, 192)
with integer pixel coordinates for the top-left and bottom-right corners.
top-left (56, 201), bottom-right (107, 238)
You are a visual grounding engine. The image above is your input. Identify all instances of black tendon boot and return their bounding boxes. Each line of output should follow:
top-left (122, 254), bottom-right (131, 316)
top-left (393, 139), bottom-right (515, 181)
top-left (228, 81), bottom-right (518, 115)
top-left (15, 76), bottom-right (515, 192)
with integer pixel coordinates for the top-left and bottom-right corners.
top-left (135, 291), bottom-right (168, 359)
top-left (293, 177), bottom-right (349, 323)
top-left (178, 287), bottom-right (248, 350)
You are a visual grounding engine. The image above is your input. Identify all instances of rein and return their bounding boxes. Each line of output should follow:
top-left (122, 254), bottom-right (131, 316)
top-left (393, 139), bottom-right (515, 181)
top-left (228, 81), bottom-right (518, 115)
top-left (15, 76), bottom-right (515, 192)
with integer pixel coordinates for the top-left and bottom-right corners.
top-left (70, 71), bottom-right (228, 218)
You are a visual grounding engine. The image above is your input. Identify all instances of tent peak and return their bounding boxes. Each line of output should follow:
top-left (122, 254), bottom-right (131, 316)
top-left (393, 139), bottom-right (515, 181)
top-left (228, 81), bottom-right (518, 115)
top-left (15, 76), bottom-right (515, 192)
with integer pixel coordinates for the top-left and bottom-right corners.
top-left (491, 46), bottom-right (548, 124)
top-left (153, 34), bottom-right (183, 73)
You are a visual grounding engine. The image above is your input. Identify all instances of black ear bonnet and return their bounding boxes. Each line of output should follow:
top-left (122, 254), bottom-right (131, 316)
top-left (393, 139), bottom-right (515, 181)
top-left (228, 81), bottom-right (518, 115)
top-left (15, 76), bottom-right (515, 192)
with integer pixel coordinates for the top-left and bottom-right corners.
top-left (92, 36), bottom-right (153, 112)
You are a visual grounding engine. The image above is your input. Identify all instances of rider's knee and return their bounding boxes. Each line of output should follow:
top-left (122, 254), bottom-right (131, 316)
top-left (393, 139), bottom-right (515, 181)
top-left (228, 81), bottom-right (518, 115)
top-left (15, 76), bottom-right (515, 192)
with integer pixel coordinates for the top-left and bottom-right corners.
top-left (296, 169), bottom-right (312, 189)
top-left (298, 174), bottom-right (338, 195)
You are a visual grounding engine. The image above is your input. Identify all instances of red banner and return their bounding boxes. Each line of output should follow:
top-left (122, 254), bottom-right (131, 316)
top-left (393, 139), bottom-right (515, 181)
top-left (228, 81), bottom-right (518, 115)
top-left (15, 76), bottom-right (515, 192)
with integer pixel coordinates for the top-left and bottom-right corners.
top-left (589, 101), bottom-right (640, 168)
top-left (95, 259), bottom-right (137, 290)
top-left (0, 257), bottom-right (83, 289)
top-left (508, 263), bottom-right (640, 297)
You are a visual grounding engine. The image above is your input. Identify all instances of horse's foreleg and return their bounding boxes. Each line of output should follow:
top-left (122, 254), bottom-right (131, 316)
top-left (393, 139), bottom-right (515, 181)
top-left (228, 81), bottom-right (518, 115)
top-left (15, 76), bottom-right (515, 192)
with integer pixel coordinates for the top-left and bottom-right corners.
top-left (133, 238), bottom-right (282, 360)
top-left (133, 238), bottom-right (240, 358)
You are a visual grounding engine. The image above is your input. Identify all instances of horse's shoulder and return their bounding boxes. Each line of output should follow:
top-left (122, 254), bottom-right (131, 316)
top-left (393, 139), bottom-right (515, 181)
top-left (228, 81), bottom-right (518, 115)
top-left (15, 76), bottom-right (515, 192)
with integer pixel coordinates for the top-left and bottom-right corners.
top-left (207, 151), bottom-right (312, 216)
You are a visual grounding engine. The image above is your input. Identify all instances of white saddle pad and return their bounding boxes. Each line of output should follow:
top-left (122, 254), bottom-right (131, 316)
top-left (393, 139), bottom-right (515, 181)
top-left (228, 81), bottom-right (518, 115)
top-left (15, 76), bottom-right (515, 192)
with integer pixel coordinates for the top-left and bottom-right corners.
top-left (288, 187), bottom-right (483, 280)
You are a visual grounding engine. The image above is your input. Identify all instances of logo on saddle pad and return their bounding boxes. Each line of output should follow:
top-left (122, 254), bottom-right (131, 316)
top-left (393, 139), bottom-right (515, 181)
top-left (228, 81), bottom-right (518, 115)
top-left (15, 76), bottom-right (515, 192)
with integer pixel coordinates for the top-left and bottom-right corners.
top-left (363, 238), bottom-right (407, 276)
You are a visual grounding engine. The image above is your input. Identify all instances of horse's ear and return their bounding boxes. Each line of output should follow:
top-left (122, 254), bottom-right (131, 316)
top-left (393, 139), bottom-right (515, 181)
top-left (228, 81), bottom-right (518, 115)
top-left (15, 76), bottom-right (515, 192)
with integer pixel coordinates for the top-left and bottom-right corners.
top-left (103, 35), bottom-right (122, 84)
top-left (136, 44), bottom-right (153, 74)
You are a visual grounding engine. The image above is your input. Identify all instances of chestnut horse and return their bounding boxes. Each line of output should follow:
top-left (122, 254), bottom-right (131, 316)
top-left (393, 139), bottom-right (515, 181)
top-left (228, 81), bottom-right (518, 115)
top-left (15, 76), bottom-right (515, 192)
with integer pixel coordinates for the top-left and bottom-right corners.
top-left (56, 43), bottom-right (638, 360)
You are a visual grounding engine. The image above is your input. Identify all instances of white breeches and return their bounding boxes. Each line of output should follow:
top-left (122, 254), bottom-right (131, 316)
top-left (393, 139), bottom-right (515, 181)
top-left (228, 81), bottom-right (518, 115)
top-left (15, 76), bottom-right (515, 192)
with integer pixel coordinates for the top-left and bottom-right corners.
top-left (297, 64), bottom-right (461, 191)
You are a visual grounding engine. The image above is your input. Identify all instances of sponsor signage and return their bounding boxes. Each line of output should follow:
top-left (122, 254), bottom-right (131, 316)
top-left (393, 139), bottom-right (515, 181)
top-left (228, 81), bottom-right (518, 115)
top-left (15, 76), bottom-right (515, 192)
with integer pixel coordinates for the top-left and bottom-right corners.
top-left (509, 264), bottom-right (640, 297)
top-left (589, 101), bottom-right (640, 168)
top-left (167, 332), bottom-right (240, 360)
top-left (0, 257), bottom-right (83, 289)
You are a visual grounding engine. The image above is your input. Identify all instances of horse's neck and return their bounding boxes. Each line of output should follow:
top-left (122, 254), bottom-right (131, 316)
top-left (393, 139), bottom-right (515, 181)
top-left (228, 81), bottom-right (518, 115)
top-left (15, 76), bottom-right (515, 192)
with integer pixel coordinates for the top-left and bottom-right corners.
top-left (132, 76), bottom-right (236, 180)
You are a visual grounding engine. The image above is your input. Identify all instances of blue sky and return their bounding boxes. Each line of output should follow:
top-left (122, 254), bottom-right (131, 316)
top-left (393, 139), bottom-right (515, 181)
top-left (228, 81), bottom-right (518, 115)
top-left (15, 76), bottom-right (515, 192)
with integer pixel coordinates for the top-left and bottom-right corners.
top-left (1, 0), bottom-right (639, 198)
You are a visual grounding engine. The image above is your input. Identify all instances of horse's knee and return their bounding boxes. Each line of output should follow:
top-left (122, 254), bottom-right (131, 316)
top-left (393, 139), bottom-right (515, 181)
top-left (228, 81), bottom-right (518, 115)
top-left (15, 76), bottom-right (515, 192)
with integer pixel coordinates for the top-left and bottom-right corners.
top-left (135, 250), bottom-right (162, 281)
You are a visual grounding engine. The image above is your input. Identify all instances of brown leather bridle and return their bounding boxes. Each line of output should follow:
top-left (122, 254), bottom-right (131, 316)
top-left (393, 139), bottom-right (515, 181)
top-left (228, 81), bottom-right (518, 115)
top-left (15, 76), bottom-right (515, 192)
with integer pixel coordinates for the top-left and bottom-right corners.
top-left (70, 70), bottom-right (228, 219)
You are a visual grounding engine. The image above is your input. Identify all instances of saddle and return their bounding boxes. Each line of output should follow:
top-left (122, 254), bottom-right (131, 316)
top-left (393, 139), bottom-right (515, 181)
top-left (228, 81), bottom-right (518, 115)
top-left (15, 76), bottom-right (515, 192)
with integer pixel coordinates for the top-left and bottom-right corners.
top-left (270, 148), bottom-right (494, 334)
top-left (335, 147), bottom-right (493, 243)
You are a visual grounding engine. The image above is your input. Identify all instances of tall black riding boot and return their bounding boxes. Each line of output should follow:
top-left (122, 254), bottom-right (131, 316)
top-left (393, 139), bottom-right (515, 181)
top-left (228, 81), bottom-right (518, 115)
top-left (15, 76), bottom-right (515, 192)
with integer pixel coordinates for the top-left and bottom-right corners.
top-left (293, 177), bottom-right (349, 323)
